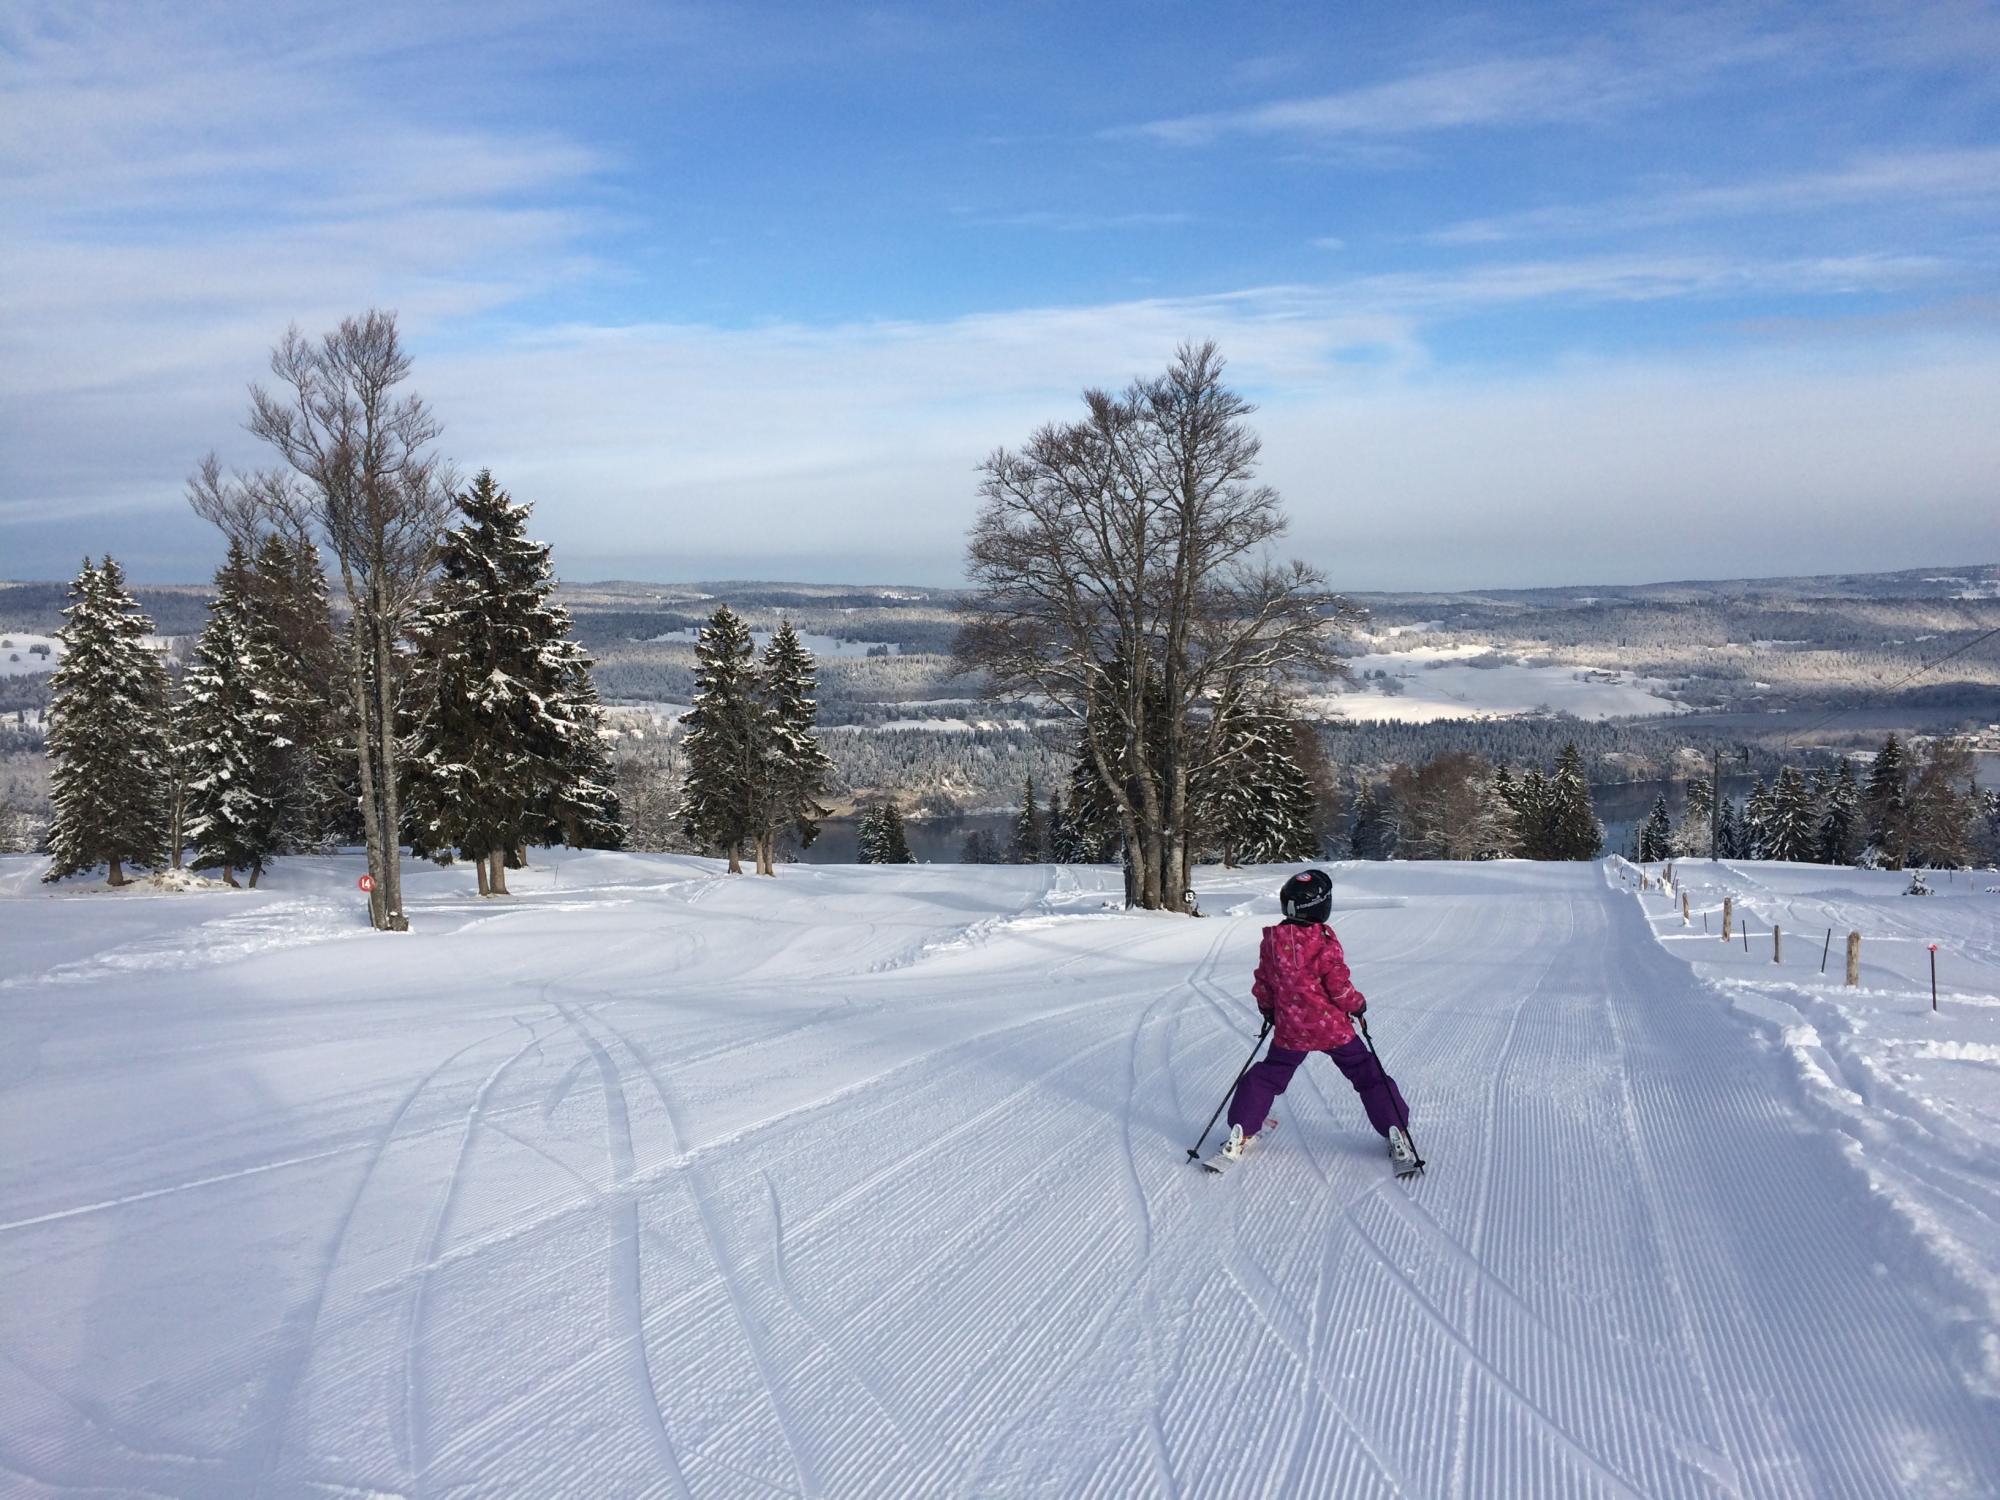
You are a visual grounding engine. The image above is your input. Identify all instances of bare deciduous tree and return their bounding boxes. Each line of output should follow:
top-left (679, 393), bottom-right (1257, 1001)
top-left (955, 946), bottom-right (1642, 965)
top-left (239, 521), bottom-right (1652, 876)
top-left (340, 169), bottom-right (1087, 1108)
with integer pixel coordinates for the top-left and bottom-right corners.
top-left (192, 310), bottom-right (450, 930)
top-left (956, 342), bottom-right (1350, 911)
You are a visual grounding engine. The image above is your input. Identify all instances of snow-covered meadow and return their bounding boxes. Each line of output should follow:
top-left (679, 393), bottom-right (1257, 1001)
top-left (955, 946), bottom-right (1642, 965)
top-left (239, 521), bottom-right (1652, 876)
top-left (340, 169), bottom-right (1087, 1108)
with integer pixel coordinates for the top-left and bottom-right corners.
top-left (1318, 643), bottom-right (1683, 724)
top-left (3, 851), bottom-right (1997, 1496)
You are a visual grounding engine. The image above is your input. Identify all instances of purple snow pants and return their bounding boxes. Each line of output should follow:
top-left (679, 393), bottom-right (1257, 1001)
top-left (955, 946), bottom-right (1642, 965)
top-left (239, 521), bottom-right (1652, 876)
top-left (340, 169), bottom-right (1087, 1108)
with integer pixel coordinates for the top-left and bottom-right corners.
top-left (1227, 1037), bottom-right (1410, 1139)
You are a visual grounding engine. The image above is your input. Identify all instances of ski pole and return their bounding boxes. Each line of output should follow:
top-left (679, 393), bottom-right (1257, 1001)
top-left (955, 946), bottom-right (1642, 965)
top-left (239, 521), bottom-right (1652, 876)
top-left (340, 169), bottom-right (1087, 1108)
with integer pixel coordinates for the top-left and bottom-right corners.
top-left (1357, 1014), bottom-right (1426, 1176)
top-left (1186, 1017), bottom-right (1271, 1161)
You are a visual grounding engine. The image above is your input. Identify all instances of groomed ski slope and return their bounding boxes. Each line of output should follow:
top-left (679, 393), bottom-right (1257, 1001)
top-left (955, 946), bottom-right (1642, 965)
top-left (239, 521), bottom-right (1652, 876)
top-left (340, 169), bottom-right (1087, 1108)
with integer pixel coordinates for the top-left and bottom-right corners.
top-left (2, 853), bottom-right (1996, 1498)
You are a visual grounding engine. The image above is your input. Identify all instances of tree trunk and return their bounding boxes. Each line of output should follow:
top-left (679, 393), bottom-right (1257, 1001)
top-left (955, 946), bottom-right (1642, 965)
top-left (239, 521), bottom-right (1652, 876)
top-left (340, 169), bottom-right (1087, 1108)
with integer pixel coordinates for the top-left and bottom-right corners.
top-left (248, 863), bottom-right (262, 889)
top-left (344, 612), bottom-right (390, 930)
top-left (727, 842), bottom-right (742, 874)
top-left (475, 855), bottom-right (490, 897)
top-left (488, 848), bottom-right (509, 895)
top-left (222, 864), bottom-right (239, 888)
top-left (372, 603), bottom-right (409, 930)
top-left (108, 856), bottom-right (126, 887)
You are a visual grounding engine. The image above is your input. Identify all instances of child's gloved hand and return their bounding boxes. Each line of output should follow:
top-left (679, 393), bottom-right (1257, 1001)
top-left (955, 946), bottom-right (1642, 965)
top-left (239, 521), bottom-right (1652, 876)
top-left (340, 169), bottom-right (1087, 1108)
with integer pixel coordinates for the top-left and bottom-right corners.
top-left (1351, 999), bottom-right (1367, 1016)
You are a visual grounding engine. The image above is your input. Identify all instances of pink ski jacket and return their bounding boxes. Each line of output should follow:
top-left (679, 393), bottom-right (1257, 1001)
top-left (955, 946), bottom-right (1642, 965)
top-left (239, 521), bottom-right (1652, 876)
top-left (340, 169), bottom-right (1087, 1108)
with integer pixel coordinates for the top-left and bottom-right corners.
top-left (1251, 921), bottom-right (1367, 1052)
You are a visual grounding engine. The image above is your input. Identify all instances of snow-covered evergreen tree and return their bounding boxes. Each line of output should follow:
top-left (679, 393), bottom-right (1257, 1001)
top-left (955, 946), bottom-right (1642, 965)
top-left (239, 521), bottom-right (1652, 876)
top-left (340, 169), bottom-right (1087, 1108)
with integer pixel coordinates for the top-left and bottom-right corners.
top-left (750, 622), bottom-right (834, 875)
top-left (1743, 779), bottom-right (1773, 859)
top-left (680, 604), bottom-right (765, 873)
top-left (1862, 733), bottom-right (1910, 868)
top-left (856, 806), bottom-right (885, 864)
top-left (180, 543), bottom-right (288, 885)
top-left (1676, 775), bottom-right (1714, 859)
top-left (1762, 767), bottom-right (1818, 863)
top-left (877, 805), bottom-right (913, 864)
top-left (1818, 759), bottom-right (1862, 866)
top-left (1637, 794), bottom-right (1675, 862)
top-left (44, 558), bottom-right (172, 884)
top-left (1977, 787), bottom-right (2000, 867)
top-left (1506, 768), bottom-right (1554, 859)
top-left (1010, 775), bottom-right (1045, 863)
top-left (1200, 697), bottom-right (1320, 865)
top-left (1544, 743), bottom-right (1603, 860)
top-left (405, 472), bottom-right (619, 894)
top-left (1066, 730), bottom-right (1123, 862)
top-left (250, 532), bottom-right (348, 850)
top-left (1715, 796), bottom-right (1747, 858)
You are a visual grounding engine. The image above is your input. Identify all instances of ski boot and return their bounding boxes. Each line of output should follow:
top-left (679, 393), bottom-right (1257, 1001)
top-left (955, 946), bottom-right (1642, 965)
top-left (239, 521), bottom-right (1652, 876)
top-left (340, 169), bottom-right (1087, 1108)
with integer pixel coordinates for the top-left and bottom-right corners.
top-left (1386, 1125), bottom-right (1423, 1178)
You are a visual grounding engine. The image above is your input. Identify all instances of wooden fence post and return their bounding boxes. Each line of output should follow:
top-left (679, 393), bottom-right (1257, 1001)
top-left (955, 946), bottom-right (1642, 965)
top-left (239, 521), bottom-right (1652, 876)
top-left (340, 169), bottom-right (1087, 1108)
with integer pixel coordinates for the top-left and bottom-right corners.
top-left (1845, 931), bottom-right (1861, 987)
top-left (1722, 896), bottom-right (1733, 941)
top-left (1772, 924), bottom-right (1781, 964)
top-left (1681, 890), bottom-right (1691, 925)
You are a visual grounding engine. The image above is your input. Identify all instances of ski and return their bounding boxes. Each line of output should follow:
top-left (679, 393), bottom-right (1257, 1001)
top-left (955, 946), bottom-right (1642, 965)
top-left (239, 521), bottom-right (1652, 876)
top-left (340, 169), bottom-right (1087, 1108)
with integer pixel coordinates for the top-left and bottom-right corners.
top-left (1388, 1126), bottom-right (1426, 1179)
top-left (1198, 1118), bottom-right (1276, 1174)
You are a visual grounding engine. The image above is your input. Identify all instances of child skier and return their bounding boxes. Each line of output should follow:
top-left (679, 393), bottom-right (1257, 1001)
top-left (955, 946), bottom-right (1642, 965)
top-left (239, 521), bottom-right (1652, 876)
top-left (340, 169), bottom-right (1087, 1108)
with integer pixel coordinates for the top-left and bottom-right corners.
top-left (1209, 868), bottom-right (1419, 1174)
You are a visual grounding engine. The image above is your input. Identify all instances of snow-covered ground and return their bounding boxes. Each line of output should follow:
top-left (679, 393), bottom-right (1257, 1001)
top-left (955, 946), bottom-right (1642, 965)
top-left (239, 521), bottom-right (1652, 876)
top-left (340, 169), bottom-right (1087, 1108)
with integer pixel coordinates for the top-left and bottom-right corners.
top-left (3, 852), bottom-right (1997, 1496)
top-left (0, 634), bottom-right (61, 677)
top-left (1317, 644), bottom-right (1683, 723)
top-left (1625, 856), bottom-right (2000, 1410)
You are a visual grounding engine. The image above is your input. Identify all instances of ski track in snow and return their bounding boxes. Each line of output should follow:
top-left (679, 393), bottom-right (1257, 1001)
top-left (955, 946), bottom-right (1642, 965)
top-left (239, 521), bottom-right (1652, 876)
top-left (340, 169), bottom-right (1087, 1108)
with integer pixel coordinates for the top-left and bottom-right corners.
top-left (3, 850), bottom-right (1998, 1497)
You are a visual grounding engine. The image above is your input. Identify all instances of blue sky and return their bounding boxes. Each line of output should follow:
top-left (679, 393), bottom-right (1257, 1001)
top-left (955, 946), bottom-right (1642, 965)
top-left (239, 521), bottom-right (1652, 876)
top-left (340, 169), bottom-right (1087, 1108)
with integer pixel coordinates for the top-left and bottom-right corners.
top-left (3, 0), bottom-right (1998, 588)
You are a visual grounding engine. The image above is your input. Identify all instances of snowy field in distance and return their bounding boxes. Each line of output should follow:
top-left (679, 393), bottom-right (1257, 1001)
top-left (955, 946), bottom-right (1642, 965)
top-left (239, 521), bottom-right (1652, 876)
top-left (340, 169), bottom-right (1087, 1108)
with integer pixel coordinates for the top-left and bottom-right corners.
top-left (0, 633), bottom-right (61, 677)
top-left (3, 851), bottom-right (1998, 1496)
top-left (1316, 642), bottom-right (1683, 723)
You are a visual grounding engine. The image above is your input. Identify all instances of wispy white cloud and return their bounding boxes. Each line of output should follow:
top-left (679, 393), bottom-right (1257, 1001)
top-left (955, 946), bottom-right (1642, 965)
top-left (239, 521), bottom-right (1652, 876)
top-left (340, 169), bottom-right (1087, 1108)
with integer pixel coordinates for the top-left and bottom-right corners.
top-left (1121, 55), bottom-right (1626, 146)
top-left (1434, 149), bottom-right (2000, 243)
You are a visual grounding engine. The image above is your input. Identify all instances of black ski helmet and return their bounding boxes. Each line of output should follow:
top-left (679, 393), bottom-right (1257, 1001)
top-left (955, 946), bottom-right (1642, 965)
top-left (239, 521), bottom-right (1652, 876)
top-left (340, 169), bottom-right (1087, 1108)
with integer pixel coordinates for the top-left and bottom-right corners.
top-left (1279, 868), bottom-right (1332, 924)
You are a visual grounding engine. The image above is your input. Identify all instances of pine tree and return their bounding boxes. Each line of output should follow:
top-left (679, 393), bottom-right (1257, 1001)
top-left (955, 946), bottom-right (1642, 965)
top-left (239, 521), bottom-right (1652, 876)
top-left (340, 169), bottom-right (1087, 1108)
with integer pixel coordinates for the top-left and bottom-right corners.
top-left (1066, 730), bottom-right (1123, 862)
top-left (1045, 788), bottom-right (1081, 863)
top-left (1638, 794), bottom-right (1675, 862)
top-left (1348, 782), bottom-right (1393, 860)
top-left (1010, 775), bottom-right (1045, 863)
top-left (875, 802), bottom-right (913, 863)
top-left (1715, 796), bottom-right (1747, 858)
top-left (1818, 759), bottom-right (1862, 865)
top-left (1200, 697), bottom-right (1320, 865)
top-left (1743, 779), bottom-right (1773, 859)
top-left (679, 604), bottom-right (764, 872)
top-left (542, 646), bottom-right (623, 853)
top-left (1508, 769), bottom-right (1554, 859)
top-left (1676, 775), bottom-right (1714, 859)
top-left (1763, 767), bottom-right (1818, 863)
top-left (857, 806), bottom-right (885, 864)
top-left (44, 558), bottom-right (172, 884)
top-left (1862, 733), bottom-right (1910, 869)
top-left (180, 542), bottom-right (288, 885)
top-left (750, 622), bottom-right (834, 875)
top-left (1977, 788), bottom-right (2000, 867)
top-left (250, 532), bottom-right (347, 850)
top-left (404, 472), bottom-right (619, 894)
top-left (1544, 743), bottom-right (1603, 860)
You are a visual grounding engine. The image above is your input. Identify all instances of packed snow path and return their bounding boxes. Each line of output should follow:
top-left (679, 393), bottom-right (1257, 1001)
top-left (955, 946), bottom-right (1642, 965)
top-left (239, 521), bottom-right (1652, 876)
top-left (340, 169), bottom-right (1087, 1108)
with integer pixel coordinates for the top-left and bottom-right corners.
top-left (1, 854), bottom-right (1995, 1498)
